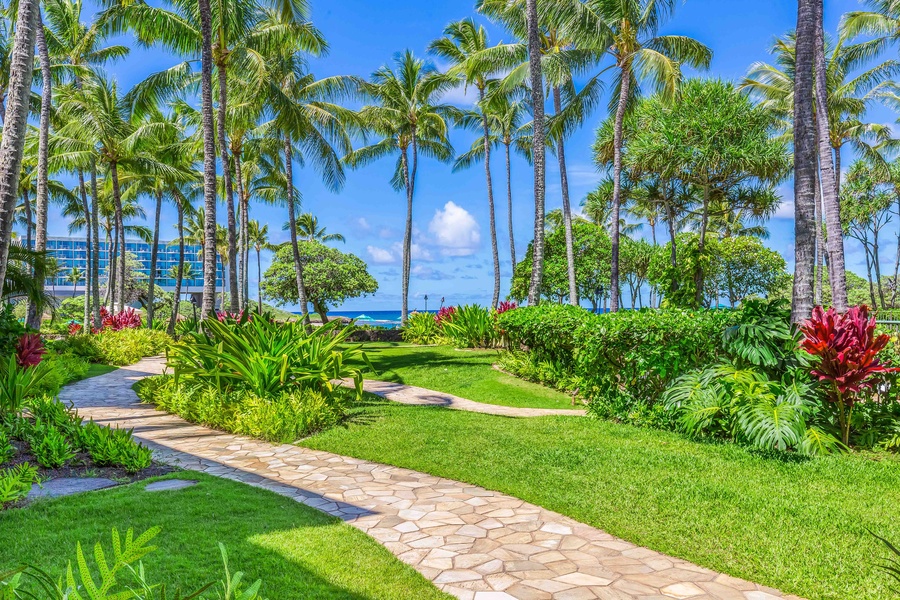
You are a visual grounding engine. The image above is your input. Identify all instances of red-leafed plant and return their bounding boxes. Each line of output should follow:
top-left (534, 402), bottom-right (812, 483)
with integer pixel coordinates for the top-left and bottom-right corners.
top-left (800, 305), bottom-right (899, 445)
top-left (109, 307), bottom-right (143, 330)
top-left (496, 301), bottom-right (518, 315)
top-left (15, 334), bottom-right (46, 368)
top-left (434, 306), bottom-right (456, 324)
top-left (68, 322), bottom-right (83, 336)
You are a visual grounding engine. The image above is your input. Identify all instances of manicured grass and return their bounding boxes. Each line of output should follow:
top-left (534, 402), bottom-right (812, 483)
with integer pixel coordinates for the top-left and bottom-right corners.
top-left (0, 472), bottom-right (450, 599)
top-left (83, 363), bottom-right (118, 380)
top-left (355, 343), bottom-right (579, 410)
top-left (302, 398), bottom-right (900, 600)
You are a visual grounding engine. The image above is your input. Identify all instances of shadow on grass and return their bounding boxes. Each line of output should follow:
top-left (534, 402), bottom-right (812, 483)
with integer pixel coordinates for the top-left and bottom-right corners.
top-left (0, 473), bottom-right (438, 599)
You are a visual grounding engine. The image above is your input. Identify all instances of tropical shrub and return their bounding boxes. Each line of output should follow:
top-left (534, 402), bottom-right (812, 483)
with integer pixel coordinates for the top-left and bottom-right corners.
top-left (167, 314), bottom-right (369, 399)
top-left (0, 430), bottom-right (13, 464)
top-left (90, 328), bottom-right (171, 366)
top-left (29, 351), bottom-right (90, 398)
top-left (0, 354), bottom-right (51, 416)
top-left (0, 526), bottom-right (266, 599)
top-left (78, 421), bottom-right (153, 473)
top-left (498, 304), bottom-right (597, 372)
top-left (28, 421), bottom-right (76, 468)
top-left (135, 375), bottom-right (349, 443)
top-left (800, 305), bottom-right (899, 446)
top-left (401, 311), bottom-right (442, 345)
top-left (0, 304), bottom-right (27, 357)
top-left (0, 463), bottom-right (37, 507)
top-left (14, 334), bottom-right (46, 367)
top-left (434, 306), bottom-right (455, 324)
top-left (439, 304), bottom-right (499, 348)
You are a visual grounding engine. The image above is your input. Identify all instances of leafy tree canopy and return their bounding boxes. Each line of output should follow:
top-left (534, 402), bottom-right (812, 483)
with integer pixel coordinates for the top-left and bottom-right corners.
top-left (261, 241), bottom-right (378, 320)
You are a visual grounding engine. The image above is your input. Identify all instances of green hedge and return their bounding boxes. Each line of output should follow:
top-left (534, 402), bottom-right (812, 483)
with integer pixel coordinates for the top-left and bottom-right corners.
top-left (499, 305), bottom-right (740, 424)
top-left (49, 328), bottom-right (171, 366)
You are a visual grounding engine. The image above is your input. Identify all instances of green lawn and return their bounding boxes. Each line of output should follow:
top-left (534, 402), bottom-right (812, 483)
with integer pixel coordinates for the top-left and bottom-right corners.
top-left (1, 472), bottom-right (449, 599)
top-left (355, 343), bottom-right (579, 410)
top-left (302, 398), bottom-right (900, 600)
top-left (83, 363), bottom-right (118, 380)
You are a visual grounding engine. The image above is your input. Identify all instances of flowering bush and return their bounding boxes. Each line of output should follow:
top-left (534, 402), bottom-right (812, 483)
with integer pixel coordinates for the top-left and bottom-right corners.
top-left (15, 334), bottom-right (46, 367)
top-left (434, 306), bottom-right (456, 324)
top-left (496, 301), bottom-right (517, 315)
top-left (68, 322), bottom-right (83, 336)
top-left (800, 305), bottom-right (899, 445)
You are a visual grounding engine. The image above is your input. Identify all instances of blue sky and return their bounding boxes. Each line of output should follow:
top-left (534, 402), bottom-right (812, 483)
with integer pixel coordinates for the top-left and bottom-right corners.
top-left (46, 0), bottom-right (892, 312)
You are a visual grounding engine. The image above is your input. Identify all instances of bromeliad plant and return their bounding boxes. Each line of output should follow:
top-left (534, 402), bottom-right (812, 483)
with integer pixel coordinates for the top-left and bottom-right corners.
top-left (1, 335), bottom-right (50, 417)
top-left (800, 305), bottom-right (899, 446)
top-left (439, 304), bottom-right (500, 349)
top-left (168, 313), bottom-right (372, 399)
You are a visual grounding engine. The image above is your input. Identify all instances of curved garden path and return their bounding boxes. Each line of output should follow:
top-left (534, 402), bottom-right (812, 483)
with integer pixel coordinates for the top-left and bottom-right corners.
top-left (353, 379), bottom-right (587, 417)
top-left (61, 358), bottom-right (801, 600)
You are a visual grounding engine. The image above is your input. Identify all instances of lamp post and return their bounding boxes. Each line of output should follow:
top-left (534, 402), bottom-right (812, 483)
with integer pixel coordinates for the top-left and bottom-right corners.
top-left (190, 294), bottom-right (199, 323)
top-left (424, 294), bottom-right (429, 312)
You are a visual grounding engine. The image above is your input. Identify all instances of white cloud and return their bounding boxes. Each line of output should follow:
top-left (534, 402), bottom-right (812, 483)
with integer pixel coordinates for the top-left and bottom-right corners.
top-left (356, 217), bottom-right (371, 231)
top-left (773, 199), bottom-right (795, 219)
top-left (427, 201), bottom-right (481, 257)
top-left (367, 245), bottom-right (395, 264)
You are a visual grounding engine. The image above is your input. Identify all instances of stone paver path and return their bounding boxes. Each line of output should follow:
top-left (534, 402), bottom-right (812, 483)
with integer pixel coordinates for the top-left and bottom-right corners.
top-left (350, 379), bottom-right (587, 417)
top-left (61, 358), bottom-right (801, 600)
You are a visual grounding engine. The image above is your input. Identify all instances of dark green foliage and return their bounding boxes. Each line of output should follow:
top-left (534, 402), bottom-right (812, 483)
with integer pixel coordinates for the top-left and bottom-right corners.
top-left (135, 376), bottom-right (349, 444)
top-left (498, 304), bottom-right (596, 373)
top-left (0, 430), bottom-right (13, 464)
top-left (78, 421), bottom-right (152, 473)
top-left (0, 304), bottom-right (27, 358)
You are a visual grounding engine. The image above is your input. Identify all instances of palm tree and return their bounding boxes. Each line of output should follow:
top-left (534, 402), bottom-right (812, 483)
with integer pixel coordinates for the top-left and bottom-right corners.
top-left (67, 266), bottom-right (84, 296)
top-left (215, 223), bottom-right (229, 310)
top-left (54, 76), bottom-right (177, 313)
top-left (293, 212), bottom-right (344, 243)
top-left (346, 51), bottom-right (455, 324)
top-left (0, 0), bottom-right (39, 296)
top-left (430, 19), bottom-right (518, 308)
top-left (247, 219), bottom-right (269, 311)
top-left (547, 0), bottom-right (711, 311)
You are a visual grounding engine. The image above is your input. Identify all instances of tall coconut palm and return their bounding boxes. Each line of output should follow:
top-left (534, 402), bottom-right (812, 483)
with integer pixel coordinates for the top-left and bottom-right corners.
top-left (430, 19), bottom-right (521, 308)
top-left (742, 32), bottom-right (896, 309)
top-left (294, 212), bottom-right (344, 243)
top-left (247, 218), bottom-right (269, 311)
top-left (547, 0), bottom-right (711, 311)
top-left (54, 76), bottom-right (178, 313)
top-left (260, 47), bottom-right (356, 326)
top-left (346, 50), bottom-right (455, 324)
top-left (0, 0), bottom-right (38, 296)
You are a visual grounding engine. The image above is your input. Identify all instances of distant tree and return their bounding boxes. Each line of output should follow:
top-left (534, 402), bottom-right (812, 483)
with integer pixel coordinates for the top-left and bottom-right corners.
top-left (511, 219), bottom-right (611, 310)
top-left (262, 242), bottom-right (378, 322)
top-left (715, 236), bottom-right (789, 308)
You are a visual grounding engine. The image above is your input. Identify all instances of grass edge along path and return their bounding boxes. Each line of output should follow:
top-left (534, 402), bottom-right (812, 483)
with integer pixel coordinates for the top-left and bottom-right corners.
top-left (0, 472), bottom-right (451, 599)
top-left (354, 343), bottom-right (580, 411)
top-left (301, 399), bottom-right (900, 600)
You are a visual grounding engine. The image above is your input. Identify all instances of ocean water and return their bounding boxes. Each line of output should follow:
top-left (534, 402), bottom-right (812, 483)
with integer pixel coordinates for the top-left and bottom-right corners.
top-left (295, 309), bottom-right (437, 329)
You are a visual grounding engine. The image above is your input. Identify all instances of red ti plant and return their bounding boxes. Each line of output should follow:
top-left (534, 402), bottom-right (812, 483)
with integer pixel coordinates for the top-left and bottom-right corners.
top-left (496, 301), bottom-right (518, 315)
top-left (799, 305), bottom-right (899, 446)
top-left (109, 307), bottom-right (142, 330)
top-left (434, 306), bottom-right (456, 325)
top-left (15, 334), bottom-right (46, 368)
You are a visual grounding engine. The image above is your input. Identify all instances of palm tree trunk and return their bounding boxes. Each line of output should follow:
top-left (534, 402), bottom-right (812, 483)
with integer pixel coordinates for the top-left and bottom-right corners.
top-left (863, 243), bottom-right (876, 308)
top-left (400, 144), bottom-right (413, 325)
top-left (24, 14), bottom-right (52, 329)
top-left (284, 135), bottom-right (311, 329)
top-left (220, 256), bottom-right (226, 311)
top-left (215, 64), bottom-right (239, 314)
top-left (875, 229), bottom-right (886, 309)
top-left (168, 196), bottom-right (185, 336)
top-left (110, 162), bottom-right (126, 313)
top-left (552, 86), bottom-right (578, 306)
top-left (694, 185), bottom-right (710, 307)
top-left (233, 148), bottom-right (244, 310)
top-left (23, 191), bottom-right (32, 252)
top-left (791, 0), bottom-right (818, 323)
top-left (256, 245), bottom-right (262, 312)
top-left (89, 165), bottom-right (101, 327)
top-left (0, 0), bottom-right (37, 295)
top-left (610, 65), bottom-right (631, 313)
top-left (198, 0), bottom-right (218, 321)
top-left (505, 141), bottom-right (515, 271)
top-left (525, 0), bottom-right (545, 306)
top-left (812, 0), bottom-right (847, 313)
top-left (106, 226), bottom-right (116, 308)
top-left (77, 172), bottom-right (92, 329)
top-left (147, 189), bottom-right (162, 327)
top-left (814, 168), bottom-right (824, 305)
top-left (479, 86), bottom-right (501, 309)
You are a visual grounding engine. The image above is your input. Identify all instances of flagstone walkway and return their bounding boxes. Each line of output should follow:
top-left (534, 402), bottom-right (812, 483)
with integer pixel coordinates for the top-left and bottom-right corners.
top-left (60, 358), bottom-right (801, 600)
